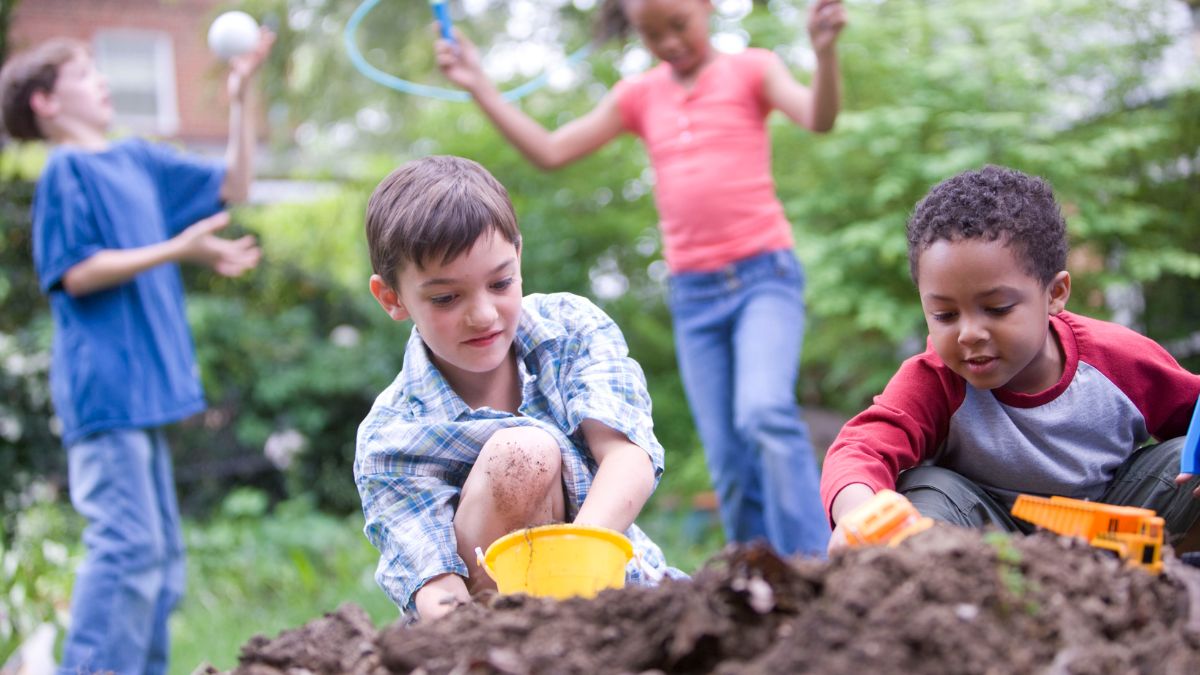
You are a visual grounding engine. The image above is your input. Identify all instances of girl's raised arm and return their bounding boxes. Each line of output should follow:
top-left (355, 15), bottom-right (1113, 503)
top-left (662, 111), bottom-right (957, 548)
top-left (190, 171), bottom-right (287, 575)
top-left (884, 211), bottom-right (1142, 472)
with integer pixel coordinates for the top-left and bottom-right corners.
top-left (762, 0), bottom-right (845, 133)
top-left (436, 31), bottom-right (623, 170)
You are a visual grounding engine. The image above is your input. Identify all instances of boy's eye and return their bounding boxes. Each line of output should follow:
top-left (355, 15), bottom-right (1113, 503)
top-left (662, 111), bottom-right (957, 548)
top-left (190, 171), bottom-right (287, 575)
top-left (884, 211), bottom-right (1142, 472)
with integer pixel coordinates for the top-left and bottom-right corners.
top-left (987, 305), bottom-right (1015, 316)
top-left (429, 294), bottom-right (456, 306)
top-left (930, 311), bottom-right (956, 323)
top-left (491, 277), bottom-right (514, 292)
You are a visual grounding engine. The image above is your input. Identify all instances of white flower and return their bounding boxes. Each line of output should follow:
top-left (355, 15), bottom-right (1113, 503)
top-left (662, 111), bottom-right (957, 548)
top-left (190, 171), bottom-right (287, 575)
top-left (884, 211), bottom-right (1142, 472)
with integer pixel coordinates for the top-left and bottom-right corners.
top-left (264, 429), bottom-right (307, 470)
top-left (330, 325), bottom-right (361, 348)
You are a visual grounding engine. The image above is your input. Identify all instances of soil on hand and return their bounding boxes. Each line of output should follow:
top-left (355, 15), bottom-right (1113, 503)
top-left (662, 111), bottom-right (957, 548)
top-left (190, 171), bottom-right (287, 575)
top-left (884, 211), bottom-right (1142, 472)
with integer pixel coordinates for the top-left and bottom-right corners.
top-left (215, 525), bottom-right (1200, 674)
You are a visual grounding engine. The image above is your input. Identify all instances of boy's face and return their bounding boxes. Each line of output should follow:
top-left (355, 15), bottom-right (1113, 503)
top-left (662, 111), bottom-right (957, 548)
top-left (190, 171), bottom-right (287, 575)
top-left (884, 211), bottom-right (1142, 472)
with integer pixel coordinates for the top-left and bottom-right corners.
top-left (916, 237), bottom-right (1070, 394)
top-left (35, 51), bottom-right (112, 135)
top-left (370, 231), bottom-right (523, 389)
top-left (624, 0), bottom-right (713, 79)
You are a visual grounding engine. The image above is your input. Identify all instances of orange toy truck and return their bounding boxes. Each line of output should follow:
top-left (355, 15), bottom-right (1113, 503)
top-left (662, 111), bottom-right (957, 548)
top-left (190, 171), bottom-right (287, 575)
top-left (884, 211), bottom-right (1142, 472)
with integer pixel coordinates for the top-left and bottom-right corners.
top-left (1010, 494), bottom-right (1164, 574)
top-left (840, 489), bottom-right (934, 548)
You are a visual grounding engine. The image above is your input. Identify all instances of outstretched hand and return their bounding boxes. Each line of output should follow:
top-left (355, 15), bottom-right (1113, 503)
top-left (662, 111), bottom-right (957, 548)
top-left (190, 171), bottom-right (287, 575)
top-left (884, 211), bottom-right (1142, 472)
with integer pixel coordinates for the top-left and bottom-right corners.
top-left (434, 28), bottom-right (486, 92)
top-left (175, 211), bottom-right (262, 277)
top-left (808, 0), bottom-right (847, 55)
top-left (227, 28), bottom-right (277, 102)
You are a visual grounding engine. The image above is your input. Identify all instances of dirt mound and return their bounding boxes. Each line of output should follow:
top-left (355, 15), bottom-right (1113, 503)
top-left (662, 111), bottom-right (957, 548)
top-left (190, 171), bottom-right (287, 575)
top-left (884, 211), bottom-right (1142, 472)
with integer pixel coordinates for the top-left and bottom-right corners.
top-left (212, 526), bottom-right (1200, 675)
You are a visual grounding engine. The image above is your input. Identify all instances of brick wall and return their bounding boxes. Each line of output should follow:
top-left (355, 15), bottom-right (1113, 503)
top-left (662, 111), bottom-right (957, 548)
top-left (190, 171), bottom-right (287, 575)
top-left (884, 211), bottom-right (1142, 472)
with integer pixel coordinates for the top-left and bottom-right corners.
top-left (9, 0), bottom-right (251, 144)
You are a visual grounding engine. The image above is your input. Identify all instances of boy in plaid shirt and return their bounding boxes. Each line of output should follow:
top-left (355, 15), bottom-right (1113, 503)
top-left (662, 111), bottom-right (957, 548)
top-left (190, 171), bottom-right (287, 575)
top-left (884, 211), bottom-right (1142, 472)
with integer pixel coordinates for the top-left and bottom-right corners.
top-left (356, 155), bottom-right (682, 621)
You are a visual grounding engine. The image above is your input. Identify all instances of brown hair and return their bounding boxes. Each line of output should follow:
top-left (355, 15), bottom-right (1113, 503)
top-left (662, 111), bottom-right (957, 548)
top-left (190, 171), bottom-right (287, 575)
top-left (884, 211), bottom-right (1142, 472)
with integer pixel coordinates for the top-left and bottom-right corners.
top-left (366, 155), bottom-right (521, 287)
top-left (0, 38), bottom-right (86, 141)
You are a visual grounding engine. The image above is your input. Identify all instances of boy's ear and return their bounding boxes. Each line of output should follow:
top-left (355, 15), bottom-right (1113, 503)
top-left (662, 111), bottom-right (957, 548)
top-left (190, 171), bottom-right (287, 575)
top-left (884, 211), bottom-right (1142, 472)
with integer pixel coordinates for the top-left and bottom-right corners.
top-left (369, 274), bottom-right (411, 322)
top-left (29, 89), bottom-right (58, 120)
top-left (1047, 270), bottom-right (1070, 315)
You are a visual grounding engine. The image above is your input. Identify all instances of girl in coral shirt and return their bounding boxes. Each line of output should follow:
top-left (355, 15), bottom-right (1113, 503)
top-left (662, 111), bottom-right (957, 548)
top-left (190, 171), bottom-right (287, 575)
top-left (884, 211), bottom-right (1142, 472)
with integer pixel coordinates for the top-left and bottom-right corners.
top-left (436, 0), bottom-right (846, 556)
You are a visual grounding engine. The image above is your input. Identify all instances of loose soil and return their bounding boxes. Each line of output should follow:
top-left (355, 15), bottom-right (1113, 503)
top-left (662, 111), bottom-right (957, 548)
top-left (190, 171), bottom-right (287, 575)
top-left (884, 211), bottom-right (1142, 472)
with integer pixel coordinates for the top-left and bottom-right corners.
top-left (211, 525), bottom-right (1200, 675)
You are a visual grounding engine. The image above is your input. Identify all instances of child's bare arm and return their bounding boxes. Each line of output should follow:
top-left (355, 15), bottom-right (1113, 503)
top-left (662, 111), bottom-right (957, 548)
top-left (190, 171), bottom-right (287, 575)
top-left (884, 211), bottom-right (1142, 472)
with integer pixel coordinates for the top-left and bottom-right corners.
top-left (60, 211), bottom-right (260, 296)
top-left (435, 32), bottom-right (623, 170)
top-left (763, 0), bottom-right (845, 133)
top-left (573, 419), bottom-right (655, 533)
top-left (220, 29), bottom-right (275, 204)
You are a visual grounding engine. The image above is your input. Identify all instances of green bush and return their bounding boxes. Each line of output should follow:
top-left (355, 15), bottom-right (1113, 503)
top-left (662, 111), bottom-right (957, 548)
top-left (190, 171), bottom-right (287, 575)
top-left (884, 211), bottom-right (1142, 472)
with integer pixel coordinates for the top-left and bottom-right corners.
top-left (0, 175), bottom-right (63, 538)
top-left (0, 487), bottom-right (79, 662)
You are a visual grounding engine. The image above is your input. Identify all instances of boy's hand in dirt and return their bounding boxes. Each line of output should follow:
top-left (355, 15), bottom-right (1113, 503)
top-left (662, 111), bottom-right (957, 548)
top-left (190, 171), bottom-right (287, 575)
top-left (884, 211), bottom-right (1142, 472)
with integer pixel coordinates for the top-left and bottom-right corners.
top-left (827, 482), bottom-right (876, 554)
top-left (435, 29), bottom-right (486, 93)
top-left (173, 211), bottom-right (261, 277)
top-left (807, 0), bottom-right (847, 55)
top-left (827, 524), bottom-right (850, 553)
top-left (414, 573), bottom-right (471, 622)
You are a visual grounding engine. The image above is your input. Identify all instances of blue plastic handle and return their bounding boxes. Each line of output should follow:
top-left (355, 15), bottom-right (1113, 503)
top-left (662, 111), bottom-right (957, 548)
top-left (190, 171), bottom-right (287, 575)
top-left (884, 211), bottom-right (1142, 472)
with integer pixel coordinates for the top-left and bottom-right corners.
top-left (345, 0), bottom-right (593, 103)
top-left (1182, 394), bottom-right (1200, 474)
top-left (430, 0), bottom-right (454, 43)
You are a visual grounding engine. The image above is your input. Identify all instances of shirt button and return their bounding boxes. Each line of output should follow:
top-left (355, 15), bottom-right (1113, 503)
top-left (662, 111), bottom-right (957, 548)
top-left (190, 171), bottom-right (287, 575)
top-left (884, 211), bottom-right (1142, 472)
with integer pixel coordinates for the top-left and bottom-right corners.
top-left (681, 131), bottom-right (693, 143)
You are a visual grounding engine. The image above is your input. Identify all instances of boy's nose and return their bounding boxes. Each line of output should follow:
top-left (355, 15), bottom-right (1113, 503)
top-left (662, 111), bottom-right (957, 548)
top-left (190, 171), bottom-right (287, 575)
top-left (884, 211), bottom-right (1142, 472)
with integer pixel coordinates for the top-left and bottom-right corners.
top-left (957, 317), bottom-right (988, 345)
top-left (465, 299), bottom-right (497, 328)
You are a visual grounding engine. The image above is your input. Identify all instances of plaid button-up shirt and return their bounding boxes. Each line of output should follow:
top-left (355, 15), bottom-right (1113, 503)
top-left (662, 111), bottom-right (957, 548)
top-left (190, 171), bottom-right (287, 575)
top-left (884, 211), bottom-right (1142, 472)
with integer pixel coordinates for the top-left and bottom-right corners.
top-left (355, 293), bottom-right (682, 612)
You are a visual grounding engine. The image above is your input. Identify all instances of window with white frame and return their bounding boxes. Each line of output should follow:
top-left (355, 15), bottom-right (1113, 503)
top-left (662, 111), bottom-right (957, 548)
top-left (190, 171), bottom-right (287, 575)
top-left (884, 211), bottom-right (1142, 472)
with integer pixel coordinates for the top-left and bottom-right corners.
top-left (93, 30), bottom-right (179, 136)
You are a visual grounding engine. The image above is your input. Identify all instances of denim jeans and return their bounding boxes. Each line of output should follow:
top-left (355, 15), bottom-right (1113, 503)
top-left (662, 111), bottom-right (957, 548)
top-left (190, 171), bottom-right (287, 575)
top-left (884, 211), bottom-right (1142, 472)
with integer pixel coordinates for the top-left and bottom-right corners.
top-left (667, 249), bottom-right (831, 556)
top-left (59, 428), bottom-right (185, 675)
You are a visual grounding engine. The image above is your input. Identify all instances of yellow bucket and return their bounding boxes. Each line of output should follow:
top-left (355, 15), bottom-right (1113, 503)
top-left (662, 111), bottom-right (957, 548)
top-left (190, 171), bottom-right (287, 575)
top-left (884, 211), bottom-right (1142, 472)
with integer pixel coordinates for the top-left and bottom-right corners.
top-left (477, 524), bottom-right (633, 599)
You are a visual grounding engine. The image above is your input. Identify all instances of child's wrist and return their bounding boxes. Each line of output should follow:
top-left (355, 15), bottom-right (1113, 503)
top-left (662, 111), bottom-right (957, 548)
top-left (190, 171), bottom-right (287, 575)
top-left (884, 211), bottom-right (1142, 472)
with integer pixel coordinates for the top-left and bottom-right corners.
top-left (812, 44), bottom-right (839, 61)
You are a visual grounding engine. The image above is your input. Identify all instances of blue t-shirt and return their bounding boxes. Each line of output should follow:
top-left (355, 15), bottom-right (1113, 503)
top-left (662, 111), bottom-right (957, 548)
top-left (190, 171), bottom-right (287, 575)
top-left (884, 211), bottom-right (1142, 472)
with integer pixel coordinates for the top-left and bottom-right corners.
top-left (32, 138), bottom-right (226, 446)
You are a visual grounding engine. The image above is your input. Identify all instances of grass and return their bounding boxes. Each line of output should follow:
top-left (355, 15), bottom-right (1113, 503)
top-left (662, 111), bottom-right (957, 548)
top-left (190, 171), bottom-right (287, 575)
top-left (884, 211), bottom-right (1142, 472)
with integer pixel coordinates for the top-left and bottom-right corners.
top-left (168, 492), bottom-right (399, 672)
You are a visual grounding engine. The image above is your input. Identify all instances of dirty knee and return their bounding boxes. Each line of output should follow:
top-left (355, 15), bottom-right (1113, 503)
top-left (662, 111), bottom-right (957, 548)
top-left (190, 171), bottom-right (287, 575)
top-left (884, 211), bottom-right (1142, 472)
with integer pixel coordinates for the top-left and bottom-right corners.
top-left (480, 428), bottom-right (563, 513)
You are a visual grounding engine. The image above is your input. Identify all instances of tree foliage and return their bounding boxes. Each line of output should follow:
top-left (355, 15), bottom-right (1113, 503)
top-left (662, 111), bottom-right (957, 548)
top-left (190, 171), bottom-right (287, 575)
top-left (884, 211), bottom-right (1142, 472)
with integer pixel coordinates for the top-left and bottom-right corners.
top-left (1, 0), bottom-right (1197, 516)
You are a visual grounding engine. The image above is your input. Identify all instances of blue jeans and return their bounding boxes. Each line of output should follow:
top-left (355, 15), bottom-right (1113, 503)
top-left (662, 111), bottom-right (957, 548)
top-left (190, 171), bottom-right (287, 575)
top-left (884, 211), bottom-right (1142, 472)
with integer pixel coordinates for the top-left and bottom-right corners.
top-left (59, 429), bottom-right (185, 675)
top-left (667, 249), bottom-right (830, 556)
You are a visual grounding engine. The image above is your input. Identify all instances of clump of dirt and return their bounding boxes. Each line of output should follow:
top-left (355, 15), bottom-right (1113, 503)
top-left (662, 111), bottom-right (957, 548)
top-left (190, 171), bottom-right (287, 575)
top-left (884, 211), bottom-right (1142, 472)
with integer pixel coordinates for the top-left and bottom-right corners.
top-left (212, 526), bottom-right (1200, 675)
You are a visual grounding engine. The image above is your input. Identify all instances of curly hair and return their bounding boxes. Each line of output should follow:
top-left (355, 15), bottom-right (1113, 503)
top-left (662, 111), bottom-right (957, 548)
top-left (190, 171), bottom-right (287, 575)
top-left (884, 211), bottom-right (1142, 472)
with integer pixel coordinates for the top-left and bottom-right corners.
top-left (594, 0), bottom-right (766, 44)
top-left (594, 0), bottom-right (632, 43)
top-left (906, 165), bottom-right (1068, 287)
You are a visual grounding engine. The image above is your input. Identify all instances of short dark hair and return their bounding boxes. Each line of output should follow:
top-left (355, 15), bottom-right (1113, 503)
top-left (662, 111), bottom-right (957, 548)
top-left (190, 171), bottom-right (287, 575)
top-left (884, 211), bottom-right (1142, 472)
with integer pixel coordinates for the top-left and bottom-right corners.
top-left (365, 155), bottom-right (521, 287)
top-left (595, 0), bottom-right (633, 43)
top-left (906, 165), bottom-right (1068, 287)
top-left (0, 38), bottom-right (86, 141)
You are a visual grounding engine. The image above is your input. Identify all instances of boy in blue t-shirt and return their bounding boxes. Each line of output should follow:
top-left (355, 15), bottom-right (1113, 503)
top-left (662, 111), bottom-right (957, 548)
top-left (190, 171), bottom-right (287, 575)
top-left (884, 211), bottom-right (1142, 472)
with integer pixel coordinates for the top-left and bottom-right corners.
top-left (0, 31), bottom-right (272, 674)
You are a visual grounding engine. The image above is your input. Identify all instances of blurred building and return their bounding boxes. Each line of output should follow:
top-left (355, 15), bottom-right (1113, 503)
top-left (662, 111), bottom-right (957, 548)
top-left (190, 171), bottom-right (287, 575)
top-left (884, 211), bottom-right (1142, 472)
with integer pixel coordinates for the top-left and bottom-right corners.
top-left (8, 0), bottom-right (236, 148)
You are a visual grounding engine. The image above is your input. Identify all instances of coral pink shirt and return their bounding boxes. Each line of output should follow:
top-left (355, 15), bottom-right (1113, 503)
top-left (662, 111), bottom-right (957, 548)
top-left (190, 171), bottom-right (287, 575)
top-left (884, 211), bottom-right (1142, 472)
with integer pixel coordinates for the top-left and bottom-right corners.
top-left (613, 48), bottom-right (794, 273)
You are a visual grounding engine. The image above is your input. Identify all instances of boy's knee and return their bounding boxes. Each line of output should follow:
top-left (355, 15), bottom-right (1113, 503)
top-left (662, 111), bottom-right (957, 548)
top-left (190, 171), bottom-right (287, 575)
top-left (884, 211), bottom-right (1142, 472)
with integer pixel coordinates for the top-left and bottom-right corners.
top-left (897, 466), bottom-right (1014, 530)
top-left (478, 427), bottom-right (563, 507)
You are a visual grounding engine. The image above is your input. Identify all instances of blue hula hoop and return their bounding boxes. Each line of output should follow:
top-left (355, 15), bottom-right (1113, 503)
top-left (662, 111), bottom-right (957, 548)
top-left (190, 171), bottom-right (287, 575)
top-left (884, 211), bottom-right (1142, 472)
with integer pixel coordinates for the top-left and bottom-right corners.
top-left (345, 0), bottom-right (594, 102)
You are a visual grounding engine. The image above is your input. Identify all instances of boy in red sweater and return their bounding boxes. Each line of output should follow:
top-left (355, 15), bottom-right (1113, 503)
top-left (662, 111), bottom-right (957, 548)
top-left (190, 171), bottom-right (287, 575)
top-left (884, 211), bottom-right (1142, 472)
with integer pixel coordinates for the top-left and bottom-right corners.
top-left (822, 165), bottom-right (1200, 552)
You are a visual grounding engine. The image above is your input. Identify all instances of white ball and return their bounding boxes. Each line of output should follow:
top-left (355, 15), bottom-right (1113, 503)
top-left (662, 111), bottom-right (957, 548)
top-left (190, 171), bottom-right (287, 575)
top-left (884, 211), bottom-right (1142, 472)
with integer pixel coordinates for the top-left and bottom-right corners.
top-left (208, 11), bottom-right (259, 60)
